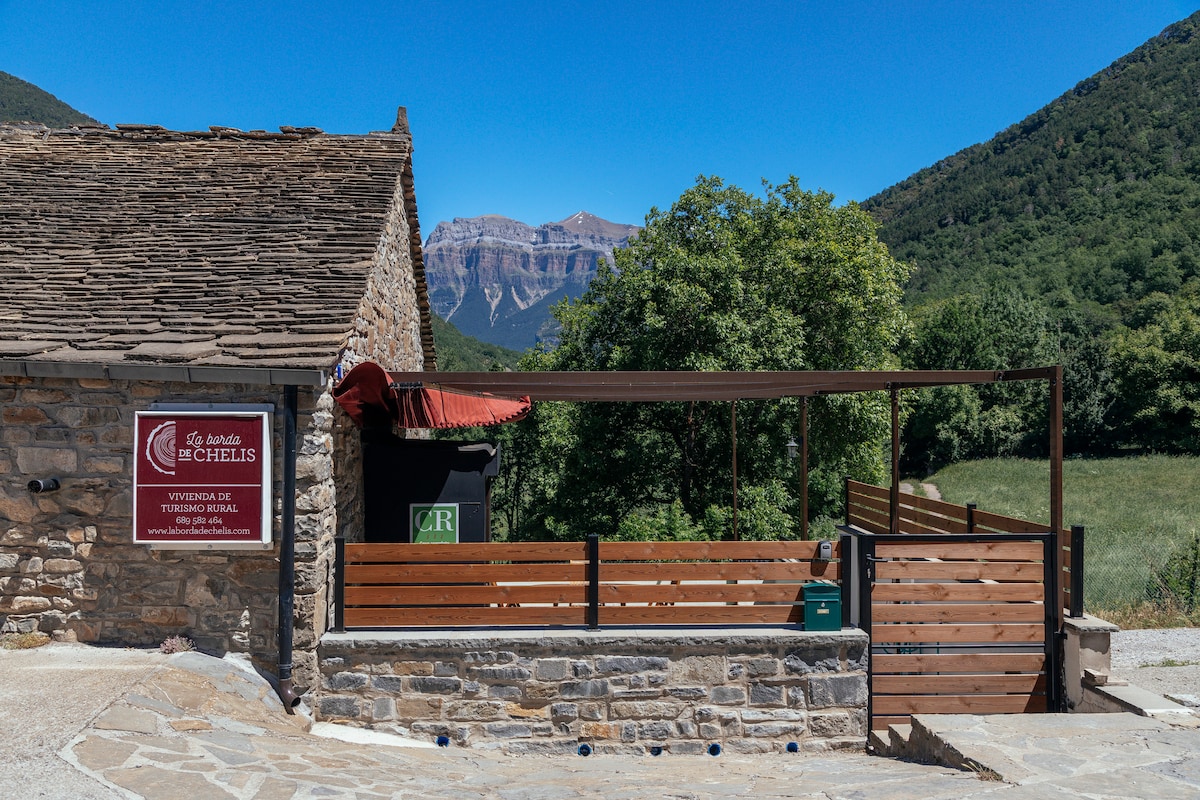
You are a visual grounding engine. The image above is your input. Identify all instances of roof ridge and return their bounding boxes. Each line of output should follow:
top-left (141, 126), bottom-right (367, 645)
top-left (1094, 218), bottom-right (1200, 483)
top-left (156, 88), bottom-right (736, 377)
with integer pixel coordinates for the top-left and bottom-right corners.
top-left (0, 121), bottom-right (411, 143)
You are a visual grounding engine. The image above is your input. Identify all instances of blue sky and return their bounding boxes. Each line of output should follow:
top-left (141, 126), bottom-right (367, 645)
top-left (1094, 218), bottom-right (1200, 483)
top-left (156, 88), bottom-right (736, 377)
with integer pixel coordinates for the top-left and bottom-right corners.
top-left (2, 2), bottom-right (1196, 235)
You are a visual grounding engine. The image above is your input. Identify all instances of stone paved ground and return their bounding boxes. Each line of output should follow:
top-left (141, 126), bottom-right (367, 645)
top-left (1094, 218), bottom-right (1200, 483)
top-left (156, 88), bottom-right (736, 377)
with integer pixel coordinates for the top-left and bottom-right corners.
top-left (5, 643), bottom-right (1200, 798)
top-left (58, 650), bottom-right (992, 799)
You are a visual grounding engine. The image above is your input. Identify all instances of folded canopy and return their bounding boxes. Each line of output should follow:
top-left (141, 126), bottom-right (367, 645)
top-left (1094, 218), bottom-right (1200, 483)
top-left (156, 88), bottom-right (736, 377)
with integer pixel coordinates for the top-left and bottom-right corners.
top-left (332, 362), bottom-right (532, 430)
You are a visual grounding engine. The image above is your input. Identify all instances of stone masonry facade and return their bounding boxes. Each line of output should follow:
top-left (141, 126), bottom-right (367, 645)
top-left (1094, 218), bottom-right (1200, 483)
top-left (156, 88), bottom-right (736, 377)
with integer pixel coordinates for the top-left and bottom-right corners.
top-left (342, 142), bottom-right (430, 375)
top-left (332, 149), bottom-right (429, 549)
top-left (0, 207), bottom-right (426, 693)
top-left (0, 376), bottom-right (336, 684)
top-left (317, 630), bottom-right (868, 754)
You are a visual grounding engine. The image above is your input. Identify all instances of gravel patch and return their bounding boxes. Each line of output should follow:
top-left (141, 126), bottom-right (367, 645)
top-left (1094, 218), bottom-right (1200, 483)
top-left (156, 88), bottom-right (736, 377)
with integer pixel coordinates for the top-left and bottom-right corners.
top-left (1111, 627), bottom-right (1200, 669)
top-left (1110, 627), bottom-right (1200, 708)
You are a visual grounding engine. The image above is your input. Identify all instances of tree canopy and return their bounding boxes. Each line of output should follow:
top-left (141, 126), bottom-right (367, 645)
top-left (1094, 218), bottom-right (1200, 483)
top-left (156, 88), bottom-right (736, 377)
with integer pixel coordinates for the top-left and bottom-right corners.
top-left (499, 177), bottom-right (909, 540)
top-left (1110, 285), bottom-right (1200, 453)
top-left (860, 13), bottom-right (1200, 463)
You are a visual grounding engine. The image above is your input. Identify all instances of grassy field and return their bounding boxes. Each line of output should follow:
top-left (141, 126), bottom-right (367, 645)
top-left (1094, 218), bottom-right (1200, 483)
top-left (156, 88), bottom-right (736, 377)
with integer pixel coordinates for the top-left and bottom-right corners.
top-left (920, 456), bottom-right (1200, 627)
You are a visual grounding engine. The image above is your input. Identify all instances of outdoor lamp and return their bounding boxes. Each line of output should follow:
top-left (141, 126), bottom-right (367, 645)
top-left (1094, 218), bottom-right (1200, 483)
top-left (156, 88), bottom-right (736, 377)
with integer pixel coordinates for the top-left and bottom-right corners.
top-left (786, 438), bottom-right (798, 460)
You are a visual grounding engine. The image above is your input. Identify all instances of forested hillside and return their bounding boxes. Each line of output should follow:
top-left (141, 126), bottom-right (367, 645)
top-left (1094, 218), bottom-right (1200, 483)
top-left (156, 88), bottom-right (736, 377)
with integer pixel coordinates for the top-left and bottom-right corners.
top-left (866, 12), bottom-right (1200, 311)
top-left (0, 71), bottom-right (97, 127)
top-left (864, 12), bottom-right (1200, 469)
top-left (430, 315), bottom-right (520, 371)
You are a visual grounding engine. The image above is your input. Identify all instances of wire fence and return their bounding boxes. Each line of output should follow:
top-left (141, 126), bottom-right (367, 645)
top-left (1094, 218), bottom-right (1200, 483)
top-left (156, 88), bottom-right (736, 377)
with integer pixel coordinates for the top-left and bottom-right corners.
top-left (1084, 527), bottom-right (1200, 620)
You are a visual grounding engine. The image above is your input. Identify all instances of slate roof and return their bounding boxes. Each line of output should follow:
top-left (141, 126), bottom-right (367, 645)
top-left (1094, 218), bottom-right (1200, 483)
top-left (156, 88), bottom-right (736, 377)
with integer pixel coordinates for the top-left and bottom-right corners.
top-left (0, 112), bottom-right (435, 384)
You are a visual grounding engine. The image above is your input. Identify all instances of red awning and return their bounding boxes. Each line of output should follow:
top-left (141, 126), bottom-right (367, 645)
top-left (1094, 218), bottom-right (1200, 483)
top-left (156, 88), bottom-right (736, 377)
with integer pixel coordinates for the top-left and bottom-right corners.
top-left (332, 362), bottom-right (531, 430)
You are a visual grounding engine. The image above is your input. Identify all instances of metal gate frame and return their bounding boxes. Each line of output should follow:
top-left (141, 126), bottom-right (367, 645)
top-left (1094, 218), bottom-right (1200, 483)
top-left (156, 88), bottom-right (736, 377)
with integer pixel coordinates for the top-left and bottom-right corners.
top-left (843, 529), bottom-right (1064, 727)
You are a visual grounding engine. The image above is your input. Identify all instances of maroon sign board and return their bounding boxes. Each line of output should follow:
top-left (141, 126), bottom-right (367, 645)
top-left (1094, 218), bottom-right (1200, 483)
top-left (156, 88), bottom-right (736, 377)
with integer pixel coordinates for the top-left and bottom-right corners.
top-left (133, 407), bottom-right (273, 549)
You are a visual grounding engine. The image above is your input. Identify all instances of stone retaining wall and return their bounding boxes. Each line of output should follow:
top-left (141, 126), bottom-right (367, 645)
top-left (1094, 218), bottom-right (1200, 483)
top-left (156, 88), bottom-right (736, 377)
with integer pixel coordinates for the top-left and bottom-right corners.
top-left (318, 629), bottom-right (868, 754)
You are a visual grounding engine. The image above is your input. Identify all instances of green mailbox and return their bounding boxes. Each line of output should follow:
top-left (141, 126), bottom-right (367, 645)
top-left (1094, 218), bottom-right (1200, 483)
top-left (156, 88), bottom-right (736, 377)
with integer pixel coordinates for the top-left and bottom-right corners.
top-left (803, 583), bottom-right (841, 631)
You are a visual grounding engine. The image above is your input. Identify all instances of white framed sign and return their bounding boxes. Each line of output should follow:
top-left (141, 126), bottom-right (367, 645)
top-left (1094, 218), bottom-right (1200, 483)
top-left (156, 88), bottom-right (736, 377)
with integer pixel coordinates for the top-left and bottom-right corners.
top-left (133, 406), bottom-right (273, 549)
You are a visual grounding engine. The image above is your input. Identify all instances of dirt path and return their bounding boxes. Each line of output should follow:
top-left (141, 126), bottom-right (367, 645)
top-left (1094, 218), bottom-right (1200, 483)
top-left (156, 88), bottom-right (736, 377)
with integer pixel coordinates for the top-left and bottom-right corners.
top-left (899, 481), bottom-right (942, 500)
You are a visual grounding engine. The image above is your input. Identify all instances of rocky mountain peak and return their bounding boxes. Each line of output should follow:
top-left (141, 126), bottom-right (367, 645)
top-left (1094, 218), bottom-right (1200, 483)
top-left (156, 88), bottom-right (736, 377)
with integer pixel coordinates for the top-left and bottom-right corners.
top-left (424, 212), bottom-right (638, 251)
top-left (556, 211), bottom-right (641, 238)
top-left (423, 212), bottom-right (640, 351)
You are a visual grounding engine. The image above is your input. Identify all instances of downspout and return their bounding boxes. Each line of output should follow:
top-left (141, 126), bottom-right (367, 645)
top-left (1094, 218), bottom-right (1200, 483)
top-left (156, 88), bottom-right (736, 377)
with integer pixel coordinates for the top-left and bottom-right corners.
top-left (276, 384), bottom-right (302, 711)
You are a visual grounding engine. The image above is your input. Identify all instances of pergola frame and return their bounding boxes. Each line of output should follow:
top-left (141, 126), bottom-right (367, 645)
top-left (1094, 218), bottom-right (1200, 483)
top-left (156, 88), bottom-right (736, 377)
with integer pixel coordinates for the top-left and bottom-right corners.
top-left (388, 366), bottom-right (1065, 540)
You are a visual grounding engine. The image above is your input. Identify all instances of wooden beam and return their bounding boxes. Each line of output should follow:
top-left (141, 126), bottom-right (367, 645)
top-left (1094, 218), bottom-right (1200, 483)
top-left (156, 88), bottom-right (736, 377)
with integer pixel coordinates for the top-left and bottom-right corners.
top-left (870, 602), bottom-right (1046, 624)
top-left (731, 400), bottom-right (738, 540)
top-left (872, 694), bottom-right (1046, 715)
top-left (870, 582), bottom-right (1044, 602)
top-left (344, 605), bottom-right (587, 627)
top-left (386, 369), bottom-right (1060, 402)
top-left (869, 622), bottom-right (1045, 644)
top-left (872, 674), bottom-right (1047, 694)
top-left (873, 560), bottom-right (1044, 581)
top-left (875, 540), bottom-right (1046, 560)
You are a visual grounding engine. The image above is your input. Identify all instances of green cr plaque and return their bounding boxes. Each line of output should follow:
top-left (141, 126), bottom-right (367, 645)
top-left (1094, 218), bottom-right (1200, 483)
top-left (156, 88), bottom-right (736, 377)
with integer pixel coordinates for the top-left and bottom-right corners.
top-left (411, 503), bottom-right (459, 543)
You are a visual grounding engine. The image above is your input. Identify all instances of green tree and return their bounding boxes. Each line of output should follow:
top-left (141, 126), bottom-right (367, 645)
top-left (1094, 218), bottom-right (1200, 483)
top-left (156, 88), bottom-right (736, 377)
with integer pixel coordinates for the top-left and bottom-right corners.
top-left (1056, 310), bottom-right (1117, 454)
top-left (865, 13), bottom-right (1200, 349)
top-left (512, 176), bottom-right (910, 539)
top-left (1110, 283), bottom-right (1200, 452)
top-left (901, 290), bottom-right (1060, 473)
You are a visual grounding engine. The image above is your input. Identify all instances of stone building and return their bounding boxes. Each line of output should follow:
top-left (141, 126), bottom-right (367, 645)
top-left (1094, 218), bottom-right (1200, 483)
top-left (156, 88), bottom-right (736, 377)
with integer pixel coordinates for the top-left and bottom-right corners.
top-left (0, 110), bottom-right (435, 691)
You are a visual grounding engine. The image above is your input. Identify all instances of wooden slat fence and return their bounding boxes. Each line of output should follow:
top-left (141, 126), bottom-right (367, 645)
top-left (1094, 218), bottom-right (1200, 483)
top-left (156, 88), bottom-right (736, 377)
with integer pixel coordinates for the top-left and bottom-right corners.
top-left (336, 538), bottom-right (840, 630)
top-left (846, 479), bottom-right (1079, 618)
top-left (846, 480), bottom-right (1052, 535)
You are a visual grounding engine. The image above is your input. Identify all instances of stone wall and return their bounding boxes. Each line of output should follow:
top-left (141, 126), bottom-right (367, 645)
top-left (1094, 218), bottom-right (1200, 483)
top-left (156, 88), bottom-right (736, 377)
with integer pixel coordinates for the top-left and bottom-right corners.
top-left (333, 167), bottom-right (430, 541)
top-left (343, 170), bottom-right (427, 374)
top-left (0, 375), bottom-right (333, 686)
top-left (293, 383), bottom-right (342, 687)
top-left (317, 629), bottom-right (868, 754)
top-left (332, 410), bottom-right (365, 546)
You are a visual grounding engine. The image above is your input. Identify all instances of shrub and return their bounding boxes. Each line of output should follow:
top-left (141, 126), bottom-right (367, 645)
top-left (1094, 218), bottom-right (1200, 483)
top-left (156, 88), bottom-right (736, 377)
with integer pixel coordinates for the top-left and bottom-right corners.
top-left (159, 635), bottom-right (196, 654)
top-left (1147, 534), bottom-right (1200, 612)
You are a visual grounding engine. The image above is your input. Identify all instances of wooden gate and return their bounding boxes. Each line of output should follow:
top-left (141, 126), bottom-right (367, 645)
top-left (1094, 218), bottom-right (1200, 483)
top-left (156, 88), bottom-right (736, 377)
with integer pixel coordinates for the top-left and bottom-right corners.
top-left (850, 532), bottom-right (1061, 730)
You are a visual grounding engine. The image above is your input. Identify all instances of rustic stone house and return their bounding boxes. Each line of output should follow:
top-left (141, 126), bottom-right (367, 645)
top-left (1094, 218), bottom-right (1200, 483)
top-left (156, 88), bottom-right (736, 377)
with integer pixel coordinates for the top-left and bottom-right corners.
top-left (0, 110), bottom-right (435, 692)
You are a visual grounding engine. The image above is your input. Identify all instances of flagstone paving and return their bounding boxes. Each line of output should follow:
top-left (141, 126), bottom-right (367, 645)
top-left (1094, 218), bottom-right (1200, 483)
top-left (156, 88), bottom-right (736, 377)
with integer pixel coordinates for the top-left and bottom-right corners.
top-left (4, 643), bottom-right (1200, 798)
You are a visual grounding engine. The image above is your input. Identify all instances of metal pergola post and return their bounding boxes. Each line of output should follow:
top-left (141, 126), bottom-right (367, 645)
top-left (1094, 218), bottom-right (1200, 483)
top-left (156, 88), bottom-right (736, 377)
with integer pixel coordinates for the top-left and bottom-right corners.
top-left (889, 387), bottom-right (900, 535)
top-left (800, 396), bottom-right (809, 541)
top-left (1050, 366), bottom-right (1065, 625)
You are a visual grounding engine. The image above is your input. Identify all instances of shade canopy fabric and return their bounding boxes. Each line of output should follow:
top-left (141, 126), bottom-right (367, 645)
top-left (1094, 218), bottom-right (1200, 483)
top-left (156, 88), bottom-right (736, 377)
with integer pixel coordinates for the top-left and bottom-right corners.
top-left (333, 362), bottom-right (531, 430)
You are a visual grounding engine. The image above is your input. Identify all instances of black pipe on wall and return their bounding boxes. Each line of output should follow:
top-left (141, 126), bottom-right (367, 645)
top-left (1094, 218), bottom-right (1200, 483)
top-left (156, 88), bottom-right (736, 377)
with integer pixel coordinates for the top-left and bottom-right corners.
top-left (276, 385), bottom-right (301, 711)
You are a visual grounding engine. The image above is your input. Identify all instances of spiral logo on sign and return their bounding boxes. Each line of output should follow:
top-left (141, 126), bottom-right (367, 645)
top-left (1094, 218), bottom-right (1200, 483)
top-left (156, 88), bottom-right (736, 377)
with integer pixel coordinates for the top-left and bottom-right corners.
top-left (145, 421), bottom-right (176, 475)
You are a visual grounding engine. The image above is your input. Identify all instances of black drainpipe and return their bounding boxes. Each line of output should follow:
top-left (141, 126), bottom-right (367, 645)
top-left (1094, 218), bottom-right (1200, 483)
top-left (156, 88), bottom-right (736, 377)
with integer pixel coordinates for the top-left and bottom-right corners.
top-left (276, 384), bottom-right (301, 711)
